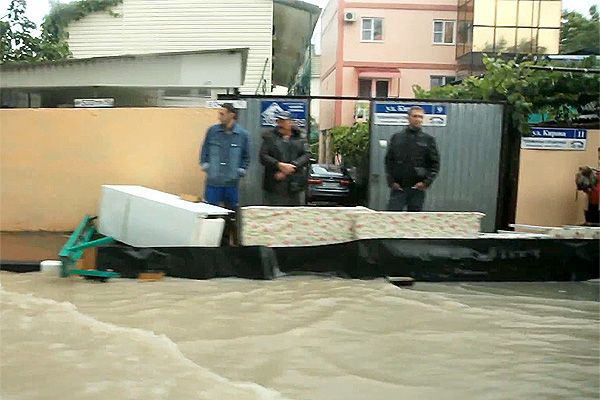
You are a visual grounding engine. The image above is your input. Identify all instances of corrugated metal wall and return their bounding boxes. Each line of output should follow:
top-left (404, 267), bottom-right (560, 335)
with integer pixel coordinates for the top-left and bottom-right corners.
top-left (369, 102), bottom-right (505, 232)
top-left (66, 0), bottom-right (273, 94)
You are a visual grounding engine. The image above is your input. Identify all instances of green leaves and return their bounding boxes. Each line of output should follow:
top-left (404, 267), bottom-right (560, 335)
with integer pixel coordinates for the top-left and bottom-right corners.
top-left (413, 55), bottom-right (599, 136)
top-left (1, 0), bottom-right (40, 63)
top-left (42, 0), bottom-right (122, 42)
top-left (561, 6), bottom-right (600, 54)
top-left (330, 122), bottom-right (369, 166)
top-left (1, 0), bottom-right (122, 64)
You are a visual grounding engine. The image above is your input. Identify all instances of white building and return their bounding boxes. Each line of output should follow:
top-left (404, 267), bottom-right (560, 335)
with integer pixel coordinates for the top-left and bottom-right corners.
top-left (0, 49), bottom-right (248, 108)
top-left (64, 0), bottom-right (320, 95)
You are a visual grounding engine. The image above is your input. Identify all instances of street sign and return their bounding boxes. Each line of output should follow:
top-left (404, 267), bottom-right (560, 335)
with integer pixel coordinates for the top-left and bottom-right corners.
top-left (74, 98), bottom-right (114, 108)
top-left (522, 128), bottom-right (587, 150)
top-left (374, 103), bottom-right (447, 126)
top-left (260, 100), bottom-right (307, 128)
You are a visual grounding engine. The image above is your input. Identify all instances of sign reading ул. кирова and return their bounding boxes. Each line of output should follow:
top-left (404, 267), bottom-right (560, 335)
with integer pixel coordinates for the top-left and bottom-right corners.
top-left (521, 128), bottom-right (587, 150)
top-left (374, 103), bottom-right (447, 126)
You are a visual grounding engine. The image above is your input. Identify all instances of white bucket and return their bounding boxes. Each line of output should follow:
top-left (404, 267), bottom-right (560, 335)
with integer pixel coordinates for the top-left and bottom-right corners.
top-left (40, 260), bottom-right (62, 275)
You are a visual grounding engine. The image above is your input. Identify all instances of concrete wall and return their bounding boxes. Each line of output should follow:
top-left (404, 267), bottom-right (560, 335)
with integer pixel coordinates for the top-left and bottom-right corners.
top-left (516, 129), bottom-right (600, 227)
top-left (0, 108), bottom-right (217, 231)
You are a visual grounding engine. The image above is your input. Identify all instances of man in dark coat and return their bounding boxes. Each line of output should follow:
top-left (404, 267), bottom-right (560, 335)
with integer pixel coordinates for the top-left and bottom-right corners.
top-left (384, 106), bottom-right (440, 211)
top-left (259, 111), bottom-right (310, 206)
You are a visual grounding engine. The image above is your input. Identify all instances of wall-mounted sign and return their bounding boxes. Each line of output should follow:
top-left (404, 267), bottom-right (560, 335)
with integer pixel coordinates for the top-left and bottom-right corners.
top-left (260, 101), bottom-right (307, 128)
top-left (74, 98), bottom-right (114, 108)
top-left (521, 128), bottom-right (587, 150)
top-left (374, 103), bottom-right (447, 126)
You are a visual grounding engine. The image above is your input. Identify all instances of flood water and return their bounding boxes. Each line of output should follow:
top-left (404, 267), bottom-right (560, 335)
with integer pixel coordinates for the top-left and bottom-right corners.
top-left (1, 271), bottom-right (598, 400)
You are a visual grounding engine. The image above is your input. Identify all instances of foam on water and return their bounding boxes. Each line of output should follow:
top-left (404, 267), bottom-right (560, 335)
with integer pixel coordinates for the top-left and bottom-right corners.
top-left (1, 272), bottom-right (598, 400)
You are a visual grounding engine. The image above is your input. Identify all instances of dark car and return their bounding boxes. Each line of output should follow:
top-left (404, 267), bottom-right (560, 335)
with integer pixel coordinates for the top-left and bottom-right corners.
top-left (306, 164), bottom-right (354, 205)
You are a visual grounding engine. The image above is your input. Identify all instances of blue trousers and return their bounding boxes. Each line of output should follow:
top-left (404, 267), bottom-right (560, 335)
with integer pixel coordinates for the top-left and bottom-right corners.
top-left (205, 185), bottom-right (239, 209)
top-left (387, 188), bottom-right (425, 211)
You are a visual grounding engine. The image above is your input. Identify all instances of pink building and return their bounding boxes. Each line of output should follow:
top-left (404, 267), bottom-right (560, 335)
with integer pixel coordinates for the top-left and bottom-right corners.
top-left (320, 0), bottom-right (458, 129)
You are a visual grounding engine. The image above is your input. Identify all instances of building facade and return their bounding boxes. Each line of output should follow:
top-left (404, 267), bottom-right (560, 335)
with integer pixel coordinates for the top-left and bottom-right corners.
top-left (457, 0), bottom-right (562, 77)
top-left (320, 0), bottom-right (459, 129)
top-left (65, 0), bottom-right (319, 95)
top-left (320, 0), bottom-right (562, 129)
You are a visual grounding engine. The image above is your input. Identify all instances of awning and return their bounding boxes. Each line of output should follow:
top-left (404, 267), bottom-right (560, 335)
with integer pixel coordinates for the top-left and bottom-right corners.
top-left (0, 48), bottom-right (249, 90)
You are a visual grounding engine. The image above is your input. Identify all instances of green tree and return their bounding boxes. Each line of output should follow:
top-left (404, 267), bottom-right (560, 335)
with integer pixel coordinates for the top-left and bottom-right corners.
top-left (330, 122), bottom-right (369, 166)
top-left (561, 6), bottom-right (600, 54)
top-left (1, 0), bottom-right (40, 63)
top-left (1, 0), bottom-right (121, 64)
top-left (413, 56), bottom-right (599, 136)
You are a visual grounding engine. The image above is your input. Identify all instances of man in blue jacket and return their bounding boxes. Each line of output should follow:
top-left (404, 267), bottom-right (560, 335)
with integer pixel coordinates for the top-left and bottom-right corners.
top-left (200, 103), bottom-right (250, 209)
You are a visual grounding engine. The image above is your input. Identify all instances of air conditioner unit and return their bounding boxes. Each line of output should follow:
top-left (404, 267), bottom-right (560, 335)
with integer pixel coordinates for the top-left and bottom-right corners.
top-left (344, 11), bottom-right (357, 22)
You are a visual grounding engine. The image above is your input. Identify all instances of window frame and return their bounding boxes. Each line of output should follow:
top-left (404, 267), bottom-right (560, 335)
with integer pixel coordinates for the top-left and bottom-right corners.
top-left (361, 17), bottom-right (384, 42)
top-left (433, 19), bottom-right (456, 45)
top-left (430, 75), bottom-right (456, 88)
top-left (358, 78), bottom-right (390, 98)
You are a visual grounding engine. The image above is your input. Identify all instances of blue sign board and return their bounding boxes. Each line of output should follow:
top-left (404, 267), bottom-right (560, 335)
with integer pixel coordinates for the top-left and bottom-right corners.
top-left (374, 103), bottom-right (448, 126)
top-left (260, 101), bottom-right (307, 128)
top-left (523, 128), bottom-right (587, 150)
top-left (530, 128), bottom-right (587, 139)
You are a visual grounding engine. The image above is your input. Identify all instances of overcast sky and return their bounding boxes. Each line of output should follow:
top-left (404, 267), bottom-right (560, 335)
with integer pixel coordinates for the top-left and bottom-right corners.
top-left (2, 0), bottom-right (597, 52)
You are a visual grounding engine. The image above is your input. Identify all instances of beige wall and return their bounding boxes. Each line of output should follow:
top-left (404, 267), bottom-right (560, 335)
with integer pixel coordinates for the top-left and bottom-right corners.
top-left (516, 129), bottom-right (599, 227)
top-left (320, 0), bottom-right (339, 77)
top-left (399, 68), bottom-right (456, 97)
top-left (319, 72), bottom-right (338, 131)
top-left (342, 8), bottom-right (457, 64)
top-left (1, 108), bottom-right (217, 231)
top-left (319, 1), bottom-right (458, 126)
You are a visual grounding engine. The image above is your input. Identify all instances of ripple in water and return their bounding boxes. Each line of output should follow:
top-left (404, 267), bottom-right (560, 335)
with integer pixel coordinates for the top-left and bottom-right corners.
top-left (1, 272), bottom-right (598, 400)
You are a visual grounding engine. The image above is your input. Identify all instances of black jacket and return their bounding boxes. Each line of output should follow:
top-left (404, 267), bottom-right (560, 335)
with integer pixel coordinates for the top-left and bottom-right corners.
top-left (385, 126), bottom-right (440, 188)
top-left (259, 127), bottom-right (310, 192)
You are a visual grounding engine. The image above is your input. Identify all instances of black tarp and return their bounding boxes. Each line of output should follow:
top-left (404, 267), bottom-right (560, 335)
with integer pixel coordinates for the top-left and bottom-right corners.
top-left (4, 238), bottom-right (597, 282)
top-left (96, 244), bottom-right (275, 280)
top-left (274, 239), bottom-right (599, 281)
top-left (88, 239), bottom-right (600, 282)
top-left (0, 261), bottom-right (40, 273)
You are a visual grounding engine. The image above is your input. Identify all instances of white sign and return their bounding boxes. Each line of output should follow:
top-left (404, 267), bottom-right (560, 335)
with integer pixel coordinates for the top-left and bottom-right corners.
top-left (521, 128), bottom-right (587, 151)
top-left (374, 103), bottom-right (447, 126)
top-left (74, 98), bottom-right (114, 108)
top-left (206, 100), bottom-right (247, 109)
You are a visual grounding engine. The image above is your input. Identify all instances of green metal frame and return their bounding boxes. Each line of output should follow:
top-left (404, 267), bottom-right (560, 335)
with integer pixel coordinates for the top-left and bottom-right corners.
top-left (58, 215), bottom-right (119, 279)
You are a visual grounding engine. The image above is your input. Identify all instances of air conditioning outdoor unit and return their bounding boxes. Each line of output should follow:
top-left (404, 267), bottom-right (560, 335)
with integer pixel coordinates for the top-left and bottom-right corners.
top-left (344, 11), bottom-right (357, 22)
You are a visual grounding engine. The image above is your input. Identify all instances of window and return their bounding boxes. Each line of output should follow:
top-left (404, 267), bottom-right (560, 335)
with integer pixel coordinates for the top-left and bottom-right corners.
top-left (358, 79), bottom-right (389, 98)
top-left (362, 18), bottom-right (383, 41)
top-left (433, 20), bottom-right (455, 44)
top-left (430, 76), bottom-right (456, 88)
top-left (375, 81), bottom-right (389, 97)
top-left (359, 79), bottom-right (372, 97)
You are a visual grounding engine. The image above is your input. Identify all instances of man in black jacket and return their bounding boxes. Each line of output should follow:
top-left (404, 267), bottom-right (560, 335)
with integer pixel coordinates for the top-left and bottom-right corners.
top-left (259, 111), bottom-right (310, 206)
top-left (384, 106), bottom-right (440, 211)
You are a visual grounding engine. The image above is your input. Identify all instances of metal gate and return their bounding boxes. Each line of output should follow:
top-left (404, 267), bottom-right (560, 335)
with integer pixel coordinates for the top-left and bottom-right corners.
top-left (369, 101), bottom-right (505, 232)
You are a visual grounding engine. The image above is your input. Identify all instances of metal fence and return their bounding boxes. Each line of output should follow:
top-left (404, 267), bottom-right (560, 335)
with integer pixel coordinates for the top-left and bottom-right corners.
top-left (236, 98), bottom-right (310, 206)
top-left (369, 101), bottom-right (505, 232)
top-left (228, 96), bottom-right (506, 232)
